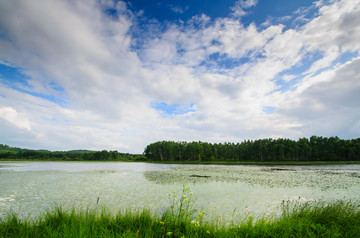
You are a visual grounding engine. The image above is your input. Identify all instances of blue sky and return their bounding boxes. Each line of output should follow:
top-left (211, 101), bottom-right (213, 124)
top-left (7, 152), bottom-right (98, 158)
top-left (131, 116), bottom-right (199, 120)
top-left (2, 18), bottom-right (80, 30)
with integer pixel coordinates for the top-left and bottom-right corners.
top-left (128, 0), bottom-right (315, 24)
top-left (0, 0), bottom-right (359, 153)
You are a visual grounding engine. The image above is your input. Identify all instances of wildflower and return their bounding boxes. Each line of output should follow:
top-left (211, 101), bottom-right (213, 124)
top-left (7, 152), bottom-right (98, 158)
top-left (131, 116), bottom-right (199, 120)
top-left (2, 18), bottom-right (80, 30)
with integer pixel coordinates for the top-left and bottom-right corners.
top-left (191, 220), bottom-right (200, 226)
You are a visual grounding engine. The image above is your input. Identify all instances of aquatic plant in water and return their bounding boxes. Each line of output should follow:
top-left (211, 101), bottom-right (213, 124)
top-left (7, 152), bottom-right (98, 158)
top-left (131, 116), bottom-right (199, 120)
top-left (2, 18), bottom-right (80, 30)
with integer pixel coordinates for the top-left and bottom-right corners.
top-left (144, 166), bottom-right (360, 191)
top-left (163, 184), bottom-right (198, 222)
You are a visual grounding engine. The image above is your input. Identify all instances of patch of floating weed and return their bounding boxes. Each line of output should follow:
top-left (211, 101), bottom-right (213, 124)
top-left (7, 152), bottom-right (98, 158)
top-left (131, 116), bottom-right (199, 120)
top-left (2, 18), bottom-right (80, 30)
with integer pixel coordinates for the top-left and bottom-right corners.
top-left (144, 165), bottom-right (360, 190)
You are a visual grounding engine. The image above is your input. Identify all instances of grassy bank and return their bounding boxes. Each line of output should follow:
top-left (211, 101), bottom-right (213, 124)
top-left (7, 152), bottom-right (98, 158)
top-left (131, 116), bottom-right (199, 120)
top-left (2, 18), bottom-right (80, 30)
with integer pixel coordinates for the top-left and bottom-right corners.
top-left (1, 186), bottom-right (360, 237)
top-left (1, 201), bottom-right (359, 237)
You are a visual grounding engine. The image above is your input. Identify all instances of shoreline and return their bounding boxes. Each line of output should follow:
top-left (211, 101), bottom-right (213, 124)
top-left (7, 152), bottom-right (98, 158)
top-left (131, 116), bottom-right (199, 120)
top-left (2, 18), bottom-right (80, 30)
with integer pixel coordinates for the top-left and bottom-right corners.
top-left (144, 160), bottom-right (360, 166)
top-left (1, 200), bottom-right (359, 237)
top-left (1, 159), bottom-right (360, 165)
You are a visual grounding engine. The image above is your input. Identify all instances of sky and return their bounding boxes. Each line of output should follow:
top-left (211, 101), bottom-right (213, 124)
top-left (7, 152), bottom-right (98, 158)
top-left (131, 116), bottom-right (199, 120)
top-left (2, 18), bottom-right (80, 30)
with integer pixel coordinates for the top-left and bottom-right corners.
top-left (0, 0), bottom-right (360, 153)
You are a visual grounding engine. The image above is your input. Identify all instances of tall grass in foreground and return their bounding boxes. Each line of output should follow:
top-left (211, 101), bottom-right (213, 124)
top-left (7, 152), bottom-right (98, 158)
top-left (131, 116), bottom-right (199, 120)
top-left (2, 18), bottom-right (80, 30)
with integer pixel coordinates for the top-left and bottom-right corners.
top-left (1, 186), bottom-right (360, 237)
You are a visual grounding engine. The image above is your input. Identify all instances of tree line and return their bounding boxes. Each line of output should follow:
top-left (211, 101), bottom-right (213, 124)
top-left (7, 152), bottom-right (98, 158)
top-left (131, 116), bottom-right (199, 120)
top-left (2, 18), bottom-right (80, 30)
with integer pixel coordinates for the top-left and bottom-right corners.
top-left (143, 136), bottom-right (360, 162)
top-left (0, 144), bottom-right (145, 161)
top-left (2, 136), bottom-right (360, 162)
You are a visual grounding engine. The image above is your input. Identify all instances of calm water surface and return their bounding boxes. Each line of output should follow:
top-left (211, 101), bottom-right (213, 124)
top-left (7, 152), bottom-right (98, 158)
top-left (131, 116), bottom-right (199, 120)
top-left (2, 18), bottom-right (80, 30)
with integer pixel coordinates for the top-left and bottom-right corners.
top-left (1, 161), bottom-right (360, 223)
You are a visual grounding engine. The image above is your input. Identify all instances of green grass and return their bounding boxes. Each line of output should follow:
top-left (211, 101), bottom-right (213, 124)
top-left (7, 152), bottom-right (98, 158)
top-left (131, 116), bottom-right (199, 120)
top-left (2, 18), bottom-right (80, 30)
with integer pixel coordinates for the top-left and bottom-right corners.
top-left (1, 187), bottom-right (360, 237)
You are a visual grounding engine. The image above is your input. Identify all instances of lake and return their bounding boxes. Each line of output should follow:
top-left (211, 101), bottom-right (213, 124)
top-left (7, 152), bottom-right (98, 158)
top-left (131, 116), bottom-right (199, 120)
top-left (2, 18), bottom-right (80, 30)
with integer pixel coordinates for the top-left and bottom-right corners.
top-left (1, 161), bottom-right (360, 223)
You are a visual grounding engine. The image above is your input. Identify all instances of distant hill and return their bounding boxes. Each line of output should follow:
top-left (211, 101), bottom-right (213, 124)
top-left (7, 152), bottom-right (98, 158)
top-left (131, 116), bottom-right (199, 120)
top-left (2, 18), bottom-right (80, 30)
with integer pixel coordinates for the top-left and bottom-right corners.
top-left (62, 150), bottom-right (95, 153)
top-left (0, 144), bottom-right (145, 161)
top-left (0, 144), bottom-right (34, 153)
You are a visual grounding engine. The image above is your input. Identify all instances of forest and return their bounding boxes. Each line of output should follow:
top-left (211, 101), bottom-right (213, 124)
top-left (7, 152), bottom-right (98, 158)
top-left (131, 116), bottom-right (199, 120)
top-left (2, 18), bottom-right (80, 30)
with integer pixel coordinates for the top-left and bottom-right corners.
top-left (144, 136), bottom-right (360, 162)
top-left (0, 144), bottom-right (145, 161)
top-left (1, 136), bottom-right (360, 162)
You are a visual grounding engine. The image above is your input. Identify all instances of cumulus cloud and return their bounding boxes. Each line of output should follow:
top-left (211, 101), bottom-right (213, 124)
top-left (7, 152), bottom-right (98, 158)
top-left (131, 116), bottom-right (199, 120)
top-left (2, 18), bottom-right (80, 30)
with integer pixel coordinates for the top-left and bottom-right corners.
top-left (278, 57), bottom-right (360, 138)
top-left (0, 107), bottom-right (31, 131)
top-left (0, 0), bottom-right (359, 152)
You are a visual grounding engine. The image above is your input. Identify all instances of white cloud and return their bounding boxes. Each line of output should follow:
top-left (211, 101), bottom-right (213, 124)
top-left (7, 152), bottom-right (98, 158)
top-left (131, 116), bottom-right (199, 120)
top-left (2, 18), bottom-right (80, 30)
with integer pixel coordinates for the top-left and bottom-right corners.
top-left (240, 0), bottom-right (258, 9)
top-left (0, 0), bottom-right (359, 152)
top-left (231, 0), bottom-right (258, 17)
top-left (141, 33), bottom-right (178, 64)
top-left (214, 21), bottom-right (273, 58)
top-left (0, 107), bottom-right (31, 131)
top-left (278, 57), bottom-right (360, 138)
top-left (301, 0), bottom-right (360, 58)
top-left (168, 4), bottom-right (188, 14)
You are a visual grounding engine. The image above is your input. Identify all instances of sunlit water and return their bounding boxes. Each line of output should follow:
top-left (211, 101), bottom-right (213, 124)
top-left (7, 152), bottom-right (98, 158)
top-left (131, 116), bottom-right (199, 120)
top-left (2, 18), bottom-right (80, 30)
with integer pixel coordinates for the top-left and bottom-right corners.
top-left (1, 162), bottom-right (360, 223)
